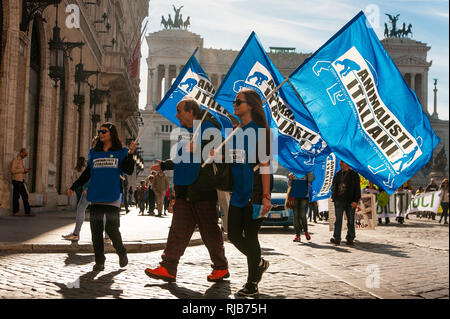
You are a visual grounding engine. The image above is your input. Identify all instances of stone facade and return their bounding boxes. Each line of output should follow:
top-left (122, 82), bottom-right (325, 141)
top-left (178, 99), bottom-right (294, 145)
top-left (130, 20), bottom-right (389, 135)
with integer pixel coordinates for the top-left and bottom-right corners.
top-left (0, 0), bottom-right (148, 215)
top-left (140, 29), bottom-right (448, 188)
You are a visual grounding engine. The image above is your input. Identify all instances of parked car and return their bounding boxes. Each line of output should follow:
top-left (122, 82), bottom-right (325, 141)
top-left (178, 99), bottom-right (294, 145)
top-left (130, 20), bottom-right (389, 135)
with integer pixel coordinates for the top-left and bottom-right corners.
top-left (262, 174), bottom-right (293, 227)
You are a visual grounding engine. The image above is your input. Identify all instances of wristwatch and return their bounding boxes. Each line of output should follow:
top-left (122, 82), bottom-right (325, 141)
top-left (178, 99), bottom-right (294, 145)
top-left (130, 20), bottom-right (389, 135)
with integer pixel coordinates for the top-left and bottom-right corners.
top-left (263, 193), bottom-right (271, 200)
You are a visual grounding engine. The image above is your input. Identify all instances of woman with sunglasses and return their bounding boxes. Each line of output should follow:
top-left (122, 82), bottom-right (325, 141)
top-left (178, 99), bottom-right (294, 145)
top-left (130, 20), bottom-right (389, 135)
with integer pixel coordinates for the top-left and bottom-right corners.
top-left (68, 122), bottom-right (136, 271)
top-left (227, 88), bottom-right (273, 297)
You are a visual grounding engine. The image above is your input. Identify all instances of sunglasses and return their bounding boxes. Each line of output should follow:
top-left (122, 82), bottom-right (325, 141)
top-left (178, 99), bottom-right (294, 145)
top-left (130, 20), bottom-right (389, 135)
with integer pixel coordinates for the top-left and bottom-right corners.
top-left (98, 129), bottom-right (109, 134)
top-left (233, 99), bottom-right (247, 106)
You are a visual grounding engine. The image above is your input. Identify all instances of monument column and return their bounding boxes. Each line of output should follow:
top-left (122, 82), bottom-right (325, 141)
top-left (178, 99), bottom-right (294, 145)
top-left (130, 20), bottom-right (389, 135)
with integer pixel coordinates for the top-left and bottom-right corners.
top-left (164, 64), bottom-right (170, 94)
top-left (422, 72), bottom-right (429, 115)
top-left (152, 66), bottom-right (159, 106)
top-left (410, 72), bottom-right (416, 93)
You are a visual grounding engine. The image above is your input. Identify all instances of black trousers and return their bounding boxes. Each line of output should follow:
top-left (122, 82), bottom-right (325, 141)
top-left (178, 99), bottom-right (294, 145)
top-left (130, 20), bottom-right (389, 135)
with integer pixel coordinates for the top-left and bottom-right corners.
top-left (228, 204), bottom-right (263, 284)
top-left (12, 180), bottom-right (31, 214)
top-left (90, 204), bottom-right (126, 265)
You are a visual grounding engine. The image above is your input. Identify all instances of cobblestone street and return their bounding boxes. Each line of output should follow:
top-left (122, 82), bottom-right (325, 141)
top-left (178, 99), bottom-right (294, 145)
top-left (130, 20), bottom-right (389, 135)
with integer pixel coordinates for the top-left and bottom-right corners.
top-left (0, 216), bottom-right (447, 299)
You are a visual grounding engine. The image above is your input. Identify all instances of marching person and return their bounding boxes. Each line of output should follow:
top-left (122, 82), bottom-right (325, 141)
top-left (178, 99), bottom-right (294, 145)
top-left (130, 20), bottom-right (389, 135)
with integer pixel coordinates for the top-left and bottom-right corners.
top-left (146, 174), bottom-right (156, 215)
top-left (330, 160), bottom-right (361, 246)
top-left (226, 89), bottom-right (272, 297)
top-left (136, 180), bottom-right (147, 216)
top-left (144, 97), bottom-right (229, 283)
top-left (288, 172), bottom-right (314, 242)
top-left (426, 178), bottom-right (439, 220)
top-left (10, 148), bottom-right (34, 217)
top-left (439, 179), bottom-right (449, 224)
top-left (68, 122), bottom-right (136, 271)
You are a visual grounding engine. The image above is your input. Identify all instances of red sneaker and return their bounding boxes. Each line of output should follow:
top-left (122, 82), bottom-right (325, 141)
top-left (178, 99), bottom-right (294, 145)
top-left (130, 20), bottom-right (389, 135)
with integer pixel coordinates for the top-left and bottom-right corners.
top-left (305, 232), bottom-right (311, 241)
top-left (144, 266), bottom-right (176, 282)
top-left (207, 269), bottom-right (230, 282)
top-left (293, 235), bottom-right (301, 242)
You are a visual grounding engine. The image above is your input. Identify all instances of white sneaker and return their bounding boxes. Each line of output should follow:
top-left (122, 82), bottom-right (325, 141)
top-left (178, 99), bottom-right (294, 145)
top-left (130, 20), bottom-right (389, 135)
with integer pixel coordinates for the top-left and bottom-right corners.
top-left (62, 233), bottom-right (79, 241)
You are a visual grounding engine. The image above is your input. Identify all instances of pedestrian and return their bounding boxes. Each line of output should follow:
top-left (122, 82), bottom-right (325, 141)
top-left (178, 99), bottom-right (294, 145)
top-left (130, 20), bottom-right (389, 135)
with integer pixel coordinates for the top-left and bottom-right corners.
top-left (146, 175), bottom-right (156, 215)
top-left (403, 180), bottom-right (414, 220)
top-left (72, 157), bottom-right (87, 205)
top-left (426, 178), bottom-right (439, 220)
top-left (152, 170), bottom-right (169, 217)
top-left (439, 179), bottom-right (449, 224)
top-left (134, 186), bottom-right (139, 208)
top-left (122, 175), bottom-right (129, 214)
top-left (225, 89), bottom-right (272, 297)
top-left (164, 187), bottom-right (172, 216)
top-left (415, 186), bottom-right (425, 218)
top-left (10, 148), bottom-right (34, 217)
top-left (68, 122), bottom-right (136, 272)
top-left (137, 180), bottom-right (147, 216)
top-left (330, 160), bottom-right (361, 246)
top-left (144, 97), bottom-right (229, 284)
top-left (287, 172), bottom-right (314, 242)
top-left (395, 182), bottom-right (412, 224)
top-left (128, 186), bottom-right (134, 206)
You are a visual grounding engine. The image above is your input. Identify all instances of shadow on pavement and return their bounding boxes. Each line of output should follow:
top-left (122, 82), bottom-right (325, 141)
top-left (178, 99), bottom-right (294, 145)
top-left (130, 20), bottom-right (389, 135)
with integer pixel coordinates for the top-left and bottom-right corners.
top-left (350, 241), bottom-right (410, 258)
top-left (261, 247), bottom-right (288, 256)
top-left (144, 280), bottom-right (232, 299)
top-left (302, 242), bottom-right (351, 253)
top-left (64, 253), bottom-right (95, 266)
top-left (51, 269), bottom-right (125, 299)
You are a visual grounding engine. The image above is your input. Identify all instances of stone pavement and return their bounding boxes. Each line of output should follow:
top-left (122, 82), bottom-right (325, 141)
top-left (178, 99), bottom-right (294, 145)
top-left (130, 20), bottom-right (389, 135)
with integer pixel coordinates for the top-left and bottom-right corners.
top-left (0, 206), bottom-right (203, 253)
top-left (0, 214), bottom-right (447, 299)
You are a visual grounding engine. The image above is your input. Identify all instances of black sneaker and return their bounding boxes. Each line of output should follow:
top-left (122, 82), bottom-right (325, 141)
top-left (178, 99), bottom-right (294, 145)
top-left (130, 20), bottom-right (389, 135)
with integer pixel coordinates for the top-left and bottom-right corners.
top-left (119, 253), bottom-right (128, 268)
top-left (330, 237), bottom-right (341, 245)
top-left (346, 239), bottom-right (354, 246)
top-left (256, 258), bottom-right (270, 283)
top-left (237, 282), bottom-right (259, 297)
top-left (93, 263), bottom-right (104, 271)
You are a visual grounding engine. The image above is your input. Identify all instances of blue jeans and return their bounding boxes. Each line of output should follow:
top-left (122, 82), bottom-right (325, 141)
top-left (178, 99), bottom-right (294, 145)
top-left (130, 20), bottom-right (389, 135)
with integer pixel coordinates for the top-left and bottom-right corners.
top-left (293, 198), bottom-right (308, 235)
top-left (333, 200), bottom-right (355, 241)
top-left (73, 192), bottom-right (108, 238)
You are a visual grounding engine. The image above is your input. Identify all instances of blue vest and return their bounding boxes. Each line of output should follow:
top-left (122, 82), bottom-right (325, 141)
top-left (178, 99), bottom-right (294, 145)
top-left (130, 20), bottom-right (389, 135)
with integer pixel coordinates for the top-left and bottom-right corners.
top-left (173, 121), bottom-right (216, 186)
top-left (230, 121), bottom-right (261, 208)
top-left (87, 147), bottom-right (128, 203)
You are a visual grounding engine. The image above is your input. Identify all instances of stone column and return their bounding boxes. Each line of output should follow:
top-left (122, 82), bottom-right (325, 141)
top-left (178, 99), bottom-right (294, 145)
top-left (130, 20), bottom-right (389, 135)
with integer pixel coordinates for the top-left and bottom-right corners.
top-left (410, 72), bottom-right (416, 93)
top-left (178, 65), bottom-right (183, 76)
top-left (147, 67), bottom-right (153, 109)
top-left (422, 72), bottom-right (429, 115)
top-left (152, 65), bottom-right (159, 106)
top-left (164, 64), bottom-right (170, 95)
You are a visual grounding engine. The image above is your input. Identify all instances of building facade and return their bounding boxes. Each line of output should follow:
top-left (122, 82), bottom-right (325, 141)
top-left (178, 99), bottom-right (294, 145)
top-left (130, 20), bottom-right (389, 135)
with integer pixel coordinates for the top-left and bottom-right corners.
top-left (140, 26), bottom-right (449, 188)
top-left (0, 0), bottom-right (148, 215)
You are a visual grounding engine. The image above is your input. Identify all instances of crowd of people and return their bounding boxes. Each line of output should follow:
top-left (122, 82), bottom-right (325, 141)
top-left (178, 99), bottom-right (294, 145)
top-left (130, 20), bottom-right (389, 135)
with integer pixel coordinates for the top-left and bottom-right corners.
top-left (8, 87), bottom-right (449, 298)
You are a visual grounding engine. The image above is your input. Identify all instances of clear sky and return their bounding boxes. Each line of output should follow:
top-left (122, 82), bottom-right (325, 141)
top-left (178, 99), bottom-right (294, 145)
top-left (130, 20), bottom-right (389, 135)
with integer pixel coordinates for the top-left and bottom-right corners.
top-left (138, 0), bottom-right (449, 120)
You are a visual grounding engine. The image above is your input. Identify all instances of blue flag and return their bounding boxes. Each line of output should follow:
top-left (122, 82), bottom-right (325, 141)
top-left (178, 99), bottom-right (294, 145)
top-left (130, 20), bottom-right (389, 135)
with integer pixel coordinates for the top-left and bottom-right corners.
top-left (289, 12), bottom-right (440, 194)
top-left (156, 52), bottom-right (236, 136)
top-left (214, 32), bottom-right (331, 177)
top-left (309, 153), bottom-right (340, 202)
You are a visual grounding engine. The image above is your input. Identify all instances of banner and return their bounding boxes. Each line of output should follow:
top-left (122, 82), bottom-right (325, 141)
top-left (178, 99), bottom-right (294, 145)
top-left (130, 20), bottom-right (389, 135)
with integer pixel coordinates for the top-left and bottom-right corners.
top-left (289, 11), bottom-right (440, 194)
top-left (309, 153), bottom-right (340, 202)
top-left (407, 190), bottom-right (442, 215)
top-left (214, 32), bottom-right (332, 177)
top-left (328, 194), bottom-right (377, 231)
top-left (156, 52), bottom-right (236, 136)
top-left (128, 38), bottom-right (141, 79)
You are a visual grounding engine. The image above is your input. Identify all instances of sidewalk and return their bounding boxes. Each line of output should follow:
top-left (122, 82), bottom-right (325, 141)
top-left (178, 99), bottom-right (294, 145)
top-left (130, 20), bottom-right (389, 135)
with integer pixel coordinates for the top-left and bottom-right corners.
top-left (0, 206), bottom-right (204, 253)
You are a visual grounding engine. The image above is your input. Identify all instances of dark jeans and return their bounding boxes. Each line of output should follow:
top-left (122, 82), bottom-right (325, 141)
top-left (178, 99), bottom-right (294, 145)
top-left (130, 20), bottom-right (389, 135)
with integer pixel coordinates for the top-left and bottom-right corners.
top-left (440, 203), bottom-right (449, 222)
top-left (228, 205), bottom-right (263, 284)
top-left (90, 204), bottom-right (126, 265)
top-left (12, 180), bottom-right (31, 214)
top-left (293, 198), bottom-right (308, 235)
top-left (333, 200), bottom-right (355, 241)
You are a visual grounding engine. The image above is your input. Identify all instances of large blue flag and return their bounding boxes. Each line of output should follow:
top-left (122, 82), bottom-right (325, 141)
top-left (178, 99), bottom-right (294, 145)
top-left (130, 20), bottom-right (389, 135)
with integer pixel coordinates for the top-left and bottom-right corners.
top-left (309, 153), bottom-right (340, 202)
top-left (156, 52), bottom-right (236, 135)
top-left (289, 12), bottom-right (440, 194)
top-left (214, 32), bottom-right (331, 177)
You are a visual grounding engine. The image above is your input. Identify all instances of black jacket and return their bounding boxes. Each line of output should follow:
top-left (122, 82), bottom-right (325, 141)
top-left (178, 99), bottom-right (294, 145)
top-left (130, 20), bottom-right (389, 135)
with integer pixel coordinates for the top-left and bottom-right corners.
top-left (331, 169), bottom-right (361, 204)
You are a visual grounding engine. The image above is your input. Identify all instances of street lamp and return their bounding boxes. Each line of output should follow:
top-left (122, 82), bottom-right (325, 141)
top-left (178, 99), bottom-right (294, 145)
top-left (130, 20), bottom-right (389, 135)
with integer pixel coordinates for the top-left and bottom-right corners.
top-left (48, 4), bottom-right (84, 87)
top-left (20, 0), bottom-right (62, 33)
top-left (105, 104), bottom-right (113, 122)
top-left (89, 74), bottom-right (110, 136)
top-left (74, 48), bottom-right (99, 108)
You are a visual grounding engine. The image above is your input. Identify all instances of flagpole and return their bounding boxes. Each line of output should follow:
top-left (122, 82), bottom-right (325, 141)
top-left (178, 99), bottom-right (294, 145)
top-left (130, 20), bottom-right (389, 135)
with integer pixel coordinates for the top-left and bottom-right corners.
top-left (200, 77), bottom-right (289, 167)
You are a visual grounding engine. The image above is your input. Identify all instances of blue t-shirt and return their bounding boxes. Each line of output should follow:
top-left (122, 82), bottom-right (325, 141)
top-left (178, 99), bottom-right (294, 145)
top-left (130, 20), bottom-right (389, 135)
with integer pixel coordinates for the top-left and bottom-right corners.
top-left (290, 179), bottom-right (308, 198)
top-left (87, 147), bottom-right (129, 203)
top-left (173, 121), bottom-right (216, 186)
top-left (230, 121), bottom-right (262, 208)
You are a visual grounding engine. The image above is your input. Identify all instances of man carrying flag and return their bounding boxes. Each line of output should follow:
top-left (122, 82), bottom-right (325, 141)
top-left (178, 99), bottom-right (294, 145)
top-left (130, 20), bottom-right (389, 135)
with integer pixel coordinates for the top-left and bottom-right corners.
top-left (289, 11), bottom-right (440, 194)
